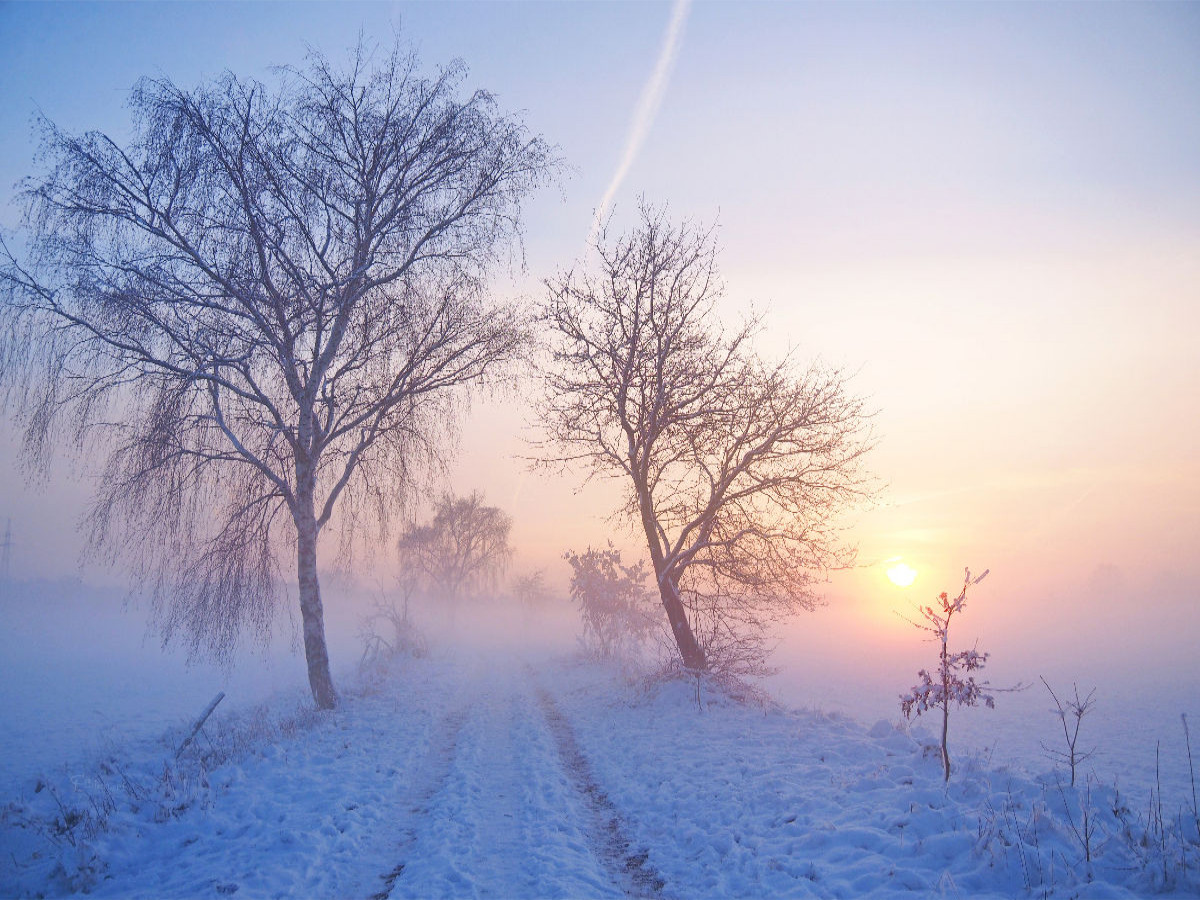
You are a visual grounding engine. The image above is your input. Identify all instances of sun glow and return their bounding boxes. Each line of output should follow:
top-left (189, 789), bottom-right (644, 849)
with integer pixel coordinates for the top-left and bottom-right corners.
top-left (886, 562), bottom-right (918, 587)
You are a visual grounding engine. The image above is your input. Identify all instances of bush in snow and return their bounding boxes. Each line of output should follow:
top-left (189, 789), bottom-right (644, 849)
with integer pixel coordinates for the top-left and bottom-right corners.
top-left (900, 567), bottom-right (995, 782)
top-left (564, 544), bottom-right (657, 661)
top-left (358, 582), bottom-right (429, 682)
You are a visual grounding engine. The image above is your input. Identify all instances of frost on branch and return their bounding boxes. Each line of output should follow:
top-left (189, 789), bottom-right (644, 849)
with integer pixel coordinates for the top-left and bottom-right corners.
top-left (900, 568), bottom-right (996, 781)
top-left (901, 653), bottom-right (995, 718)
top-left (538, 204), bottom-right (874, 675)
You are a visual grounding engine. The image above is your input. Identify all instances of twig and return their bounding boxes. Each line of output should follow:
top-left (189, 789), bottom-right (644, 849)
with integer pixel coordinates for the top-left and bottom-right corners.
top-left (1039, 676), bottom-right (1096, 787)
top-left (1184, 714), bottom-right (1200, 843)
top-left (1156, 740), bottom-right (1168, 884)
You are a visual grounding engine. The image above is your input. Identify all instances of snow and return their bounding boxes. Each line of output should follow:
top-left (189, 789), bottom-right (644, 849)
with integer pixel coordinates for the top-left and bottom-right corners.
top-left (2, 580), bottom-right (1199, 897)
top-left (4, 636), bottom-right (1199, 898)
top-left (765, 643), bottom-right (1200, 810)
top-left (0, 580), bottom-right (308, 798)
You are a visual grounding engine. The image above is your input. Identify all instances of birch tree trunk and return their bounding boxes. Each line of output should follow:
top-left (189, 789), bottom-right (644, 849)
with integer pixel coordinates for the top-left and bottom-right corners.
top-left (296, 486), bottom-right (337, 710)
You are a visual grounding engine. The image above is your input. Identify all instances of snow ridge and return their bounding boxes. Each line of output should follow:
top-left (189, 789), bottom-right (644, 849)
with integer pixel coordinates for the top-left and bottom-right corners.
top-left (373, 659), bottom-right (631, 898)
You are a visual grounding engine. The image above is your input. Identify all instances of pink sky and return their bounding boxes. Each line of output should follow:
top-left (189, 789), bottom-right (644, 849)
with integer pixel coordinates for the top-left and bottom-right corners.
top-left (1, 2), bottom-right (1196, 666)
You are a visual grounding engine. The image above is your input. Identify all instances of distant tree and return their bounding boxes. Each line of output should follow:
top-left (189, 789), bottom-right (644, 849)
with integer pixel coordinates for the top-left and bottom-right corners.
top-left (539, 204), bottom-right (872, 675)
top-left (396, 491), bottom-right (513, 603)
top-left (900, 568), bottom-right (995, 782)
top-left (511, 569), bottom-right (551, 609)
top-left (0, 42), bottom-right (553, 708)
top-left (564, 544), bottom-right (657, 660)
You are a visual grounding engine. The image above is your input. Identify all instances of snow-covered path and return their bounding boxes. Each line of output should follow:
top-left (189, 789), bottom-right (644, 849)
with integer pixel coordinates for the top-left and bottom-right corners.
top-left (7, 650), bottom-right (669, 899)
top-left (378, 659), bottom-right (641, 899)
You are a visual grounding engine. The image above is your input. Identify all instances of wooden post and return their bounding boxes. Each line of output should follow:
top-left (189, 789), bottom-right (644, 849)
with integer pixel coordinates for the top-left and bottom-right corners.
top-left (176, 691), bottom-right (225, 759)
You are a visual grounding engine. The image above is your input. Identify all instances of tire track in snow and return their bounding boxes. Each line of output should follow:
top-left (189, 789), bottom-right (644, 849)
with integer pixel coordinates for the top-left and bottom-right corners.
top-left (443, 681), bottom-right (576, 897)
top-left (370, 700), bottom-right (472, 900)
top-left (381, 664), bottom-right (623, 898)
top-left (534, 681), bottom-right (667, 899)
top-left (371, 661), bottom-right (664, 899)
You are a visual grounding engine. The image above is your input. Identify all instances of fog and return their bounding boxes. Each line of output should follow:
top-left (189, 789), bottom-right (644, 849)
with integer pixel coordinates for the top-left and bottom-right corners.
top-left (3, 550), bottom-right (1196, 810)
top-left (769, 566), bottom-right (1199, 801)
top-left (2, 390), bottom-right (1196, 810)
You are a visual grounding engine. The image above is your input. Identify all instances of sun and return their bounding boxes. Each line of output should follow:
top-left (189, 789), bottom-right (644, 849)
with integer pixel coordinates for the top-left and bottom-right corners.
top-left (886, 562), bottom-right (918, 587)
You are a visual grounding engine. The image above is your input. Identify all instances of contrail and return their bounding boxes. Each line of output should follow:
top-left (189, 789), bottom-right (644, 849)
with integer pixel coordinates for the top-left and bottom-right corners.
top-left (589, 0), bottom-right (692, 246)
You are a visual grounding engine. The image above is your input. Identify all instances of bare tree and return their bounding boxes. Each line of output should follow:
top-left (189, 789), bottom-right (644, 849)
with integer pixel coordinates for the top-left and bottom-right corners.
top-left (396, 491), bottom-right (513, 603)
top-left (511, 569), bottom-right (551, 609)
top-left (0, 42), bottom-right (553, 708)
top-left (539, 204), bottom-right (872, 674)
top-left (358, 582), bottom-right (429, 681)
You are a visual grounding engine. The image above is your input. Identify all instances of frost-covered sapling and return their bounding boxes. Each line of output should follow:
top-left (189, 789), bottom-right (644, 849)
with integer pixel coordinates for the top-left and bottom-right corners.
top-left (900, 567), bottom-right (995, 781)
top-left (1040, 677), bottom-right (1096, 787)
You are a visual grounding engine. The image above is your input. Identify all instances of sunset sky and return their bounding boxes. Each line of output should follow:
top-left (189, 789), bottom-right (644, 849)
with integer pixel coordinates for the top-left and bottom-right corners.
top-left (1, 1), bottom-right (1197, 668)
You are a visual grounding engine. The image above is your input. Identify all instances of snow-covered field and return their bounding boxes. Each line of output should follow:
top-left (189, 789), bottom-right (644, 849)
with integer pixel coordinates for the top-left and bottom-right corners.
top-left (765, 645), bottom-right (1200, 813)
top-left (0, 580), bottom-right (326, 799)
top-left (2, 582), bottom-right (1199, 898)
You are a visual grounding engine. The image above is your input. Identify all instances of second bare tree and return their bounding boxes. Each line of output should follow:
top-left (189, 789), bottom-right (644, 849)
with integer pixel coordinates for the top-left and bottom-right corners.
top-left (539, 205), bottom-right (872, 675)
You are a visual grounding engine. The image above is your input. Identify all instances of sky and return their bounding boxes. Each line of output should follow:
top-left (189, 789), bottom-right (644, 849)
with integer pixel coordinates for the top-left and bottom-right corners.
top-left (0, 1), bottom-right (1198, 678)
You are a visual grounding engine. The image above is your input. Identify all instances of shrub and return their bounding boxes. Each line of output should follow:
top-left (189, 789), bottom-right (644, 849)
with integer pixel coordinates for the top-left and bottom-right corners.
top-left (564, 545), bottom-right (657, 661)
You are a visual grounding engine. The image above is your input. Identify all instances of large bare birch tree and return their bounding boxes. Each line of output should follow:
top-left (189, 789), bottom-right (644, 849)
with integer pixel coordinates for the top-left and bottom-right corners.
top-left (540, 206), bottom-right (872, 675)
top-left (0, 43), bottom-right (552, 708)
